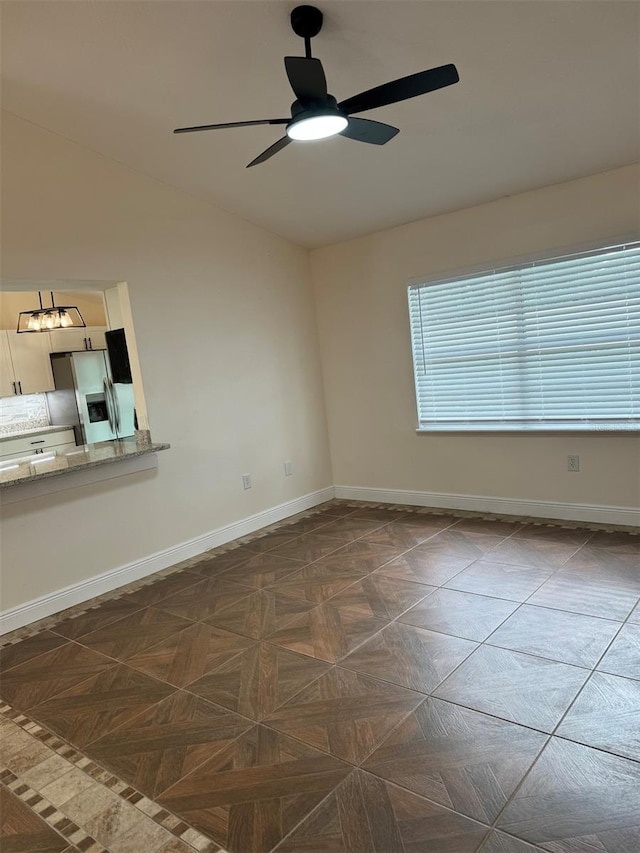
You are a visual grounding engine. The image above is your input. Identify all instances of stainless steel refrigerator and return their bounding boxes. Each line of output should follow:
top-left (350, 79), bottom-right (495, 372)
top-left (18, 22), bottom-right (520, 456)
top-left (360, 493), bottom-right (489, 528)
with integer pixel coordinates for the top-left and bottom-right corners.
top-left (48, 350), bottom-right (135, 444)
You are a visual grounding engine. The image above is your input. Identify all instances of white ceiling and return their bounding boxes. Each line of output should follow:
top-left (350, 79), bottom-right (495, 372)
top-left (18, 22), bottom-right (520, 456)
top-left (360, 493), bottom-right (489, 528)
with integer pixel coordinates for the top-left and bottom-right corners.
top-left (2, 1), bottom-right (638, 247)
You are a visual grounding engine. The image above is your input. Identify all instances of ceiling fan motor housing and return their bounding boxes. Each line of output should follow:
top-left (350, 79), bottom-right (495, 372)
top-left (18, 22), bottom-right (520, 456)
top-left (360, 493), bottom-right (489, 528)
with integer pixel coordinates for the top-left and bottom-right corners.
top-left (290, 94), bottom-right (341, 119)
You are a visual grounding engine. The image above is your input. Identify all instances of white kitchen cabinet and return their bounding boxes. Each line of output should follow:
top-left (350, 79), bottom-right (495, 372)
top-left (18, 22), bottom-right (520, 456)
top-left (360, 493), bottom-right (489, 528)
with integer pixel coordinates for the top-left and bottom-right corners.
top-left (85, 327), bottom-right (107, 350)
top-left (48, 328), bottom-right (87, 352)
top-left (0, 330), bottom-right (55, 395)
top-left (49, 326), bottom-right (108, 353)
top-left (0, 428), bottom-right (76, 460)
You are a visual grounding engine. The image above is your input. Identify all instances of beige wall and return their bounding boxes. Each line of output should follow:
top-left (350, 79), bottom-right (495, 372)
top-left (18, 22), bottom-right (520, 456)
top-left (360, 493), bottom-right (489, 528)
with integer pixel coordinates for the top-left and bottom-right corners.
top-left (311, 165), bottom-right (640, 509)
top-left (0, 112), bottom-right (332, 610)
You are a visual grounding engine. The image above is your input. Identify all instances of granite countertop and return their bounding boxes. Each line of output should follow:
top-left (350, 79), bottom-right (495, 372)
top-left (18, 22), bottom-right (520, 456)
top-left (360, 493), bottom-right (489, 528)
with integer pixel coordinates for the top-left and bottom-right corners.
top-left (0, 437), bottom-right (170, 488)
top-left (0, 424), bottom-right (76, 441)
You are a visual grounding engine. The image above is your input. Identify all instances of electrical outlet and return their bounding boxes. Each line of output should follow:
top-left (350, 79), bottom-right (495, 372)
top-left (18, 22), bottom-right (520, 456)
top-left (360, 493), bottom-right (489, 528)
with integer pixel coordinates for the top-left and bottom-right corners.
top-left (567, 455), bottom-right (580, 472)
top-left (284, 460), bottom-right (293, 476)
top-left (242, 473), bottom-right (252, 490)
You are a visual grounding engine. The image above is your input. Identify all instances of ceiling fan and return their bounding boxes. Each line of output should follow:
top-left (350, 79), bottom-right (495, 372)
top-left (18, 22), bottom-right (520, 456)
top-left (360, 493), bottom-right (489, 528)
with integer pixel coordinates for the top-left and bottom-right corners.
top-left (174, 5), bottom-right (459, 168)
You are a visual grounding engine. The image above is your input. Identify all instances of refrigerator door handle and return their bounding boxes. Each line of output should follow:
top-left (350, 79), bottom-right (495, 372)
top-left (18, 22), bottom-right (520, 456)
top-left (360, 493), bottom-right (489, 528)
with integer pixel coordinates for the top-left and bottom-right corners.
top-left (110, 379), bottom-right (121, 434)
top-left (103, 379), bottom-right (115, 433)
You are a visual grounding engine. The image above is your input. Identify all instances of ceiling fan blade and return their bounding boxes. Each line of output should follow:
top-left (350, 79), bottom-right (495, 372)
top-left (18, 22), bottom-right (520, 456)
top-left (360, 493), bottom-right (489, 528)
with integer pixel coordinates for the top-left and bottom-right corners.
top-left (174, 118), bottom-right (289, 134)
top-left (285, 56), bottom-right (327, 102)
top-left (247, 136), bottom-right (292, 168)
top-left (341, 117), bottom-right (399, 145)
top-left (338, 63), bottom-right (459, 116)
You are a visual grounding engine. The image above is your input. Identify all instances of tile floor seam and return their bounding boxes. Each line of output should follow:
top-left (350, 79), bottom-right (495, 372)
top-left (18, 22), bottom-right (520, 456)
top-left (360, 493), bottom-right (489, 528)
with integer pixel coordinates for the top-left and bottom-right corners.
top-left (323, 531), bottom-right (556, 660)
top-left (484, 732), bottom-right (639, 851)
top-left (151, 722), bottom-right (353, 827)
top-left (121, 621), bottom-right (258, 688)
top-left (258, 599), bottom-right (399, 664)
top-left (85, 710), bottom-right (255, 801)
top-left (596, 629), bottom-right (640, 681)
top-left (364, 771), bottom-right (494, 840)
top-left (177, 651), bottom-right (330, 728)
top-left (268, 766), bottom-right (495, 853)
top-left (335, 584), bottom-right (436, 622)
top-left (484, 731), bottom-right (554, 835)
top-left (460, 536), bottom-right (639, 653)
top-left (358, 695), bottom-right (552, 832)
top-left (550, 729), bottom-right (640, 765)
top-left (19, 639), bottom-right (179, 720)
top-left (357, 759), bottom-right (524, 842)
top-left (28, 655), bottom-right (265, 759)
top-left (424, 623), bottom-right (595, 736)
top-left (346, 691), bottom-right (432, 766)
top-left (540, 608), bottom-right (640, 756)
top-left (482, 636), bottom-right (618, 670)
top-left (56, 618), bottom-right (204, 671)
top-left (338, 608), bottom-right (482, 692)
top-left (260, 764), bottom-right (358, 853)
top-left (259, 581), bottom-right (434, 633)
top-left (256, 669), bottom-right (426, 769)
top-left (473, 625), bottom-right (608, 671)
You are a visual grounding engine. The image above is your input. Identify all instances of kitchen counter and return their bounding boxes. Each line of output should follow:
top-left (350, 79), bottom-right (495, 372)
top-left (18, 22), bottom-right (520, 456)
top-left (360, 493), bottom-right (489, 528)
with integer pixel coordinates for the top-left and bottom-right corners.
top-left (0, 424), bottom-right (75, 440)
top-left (0, 436), bottom-right (169, 488)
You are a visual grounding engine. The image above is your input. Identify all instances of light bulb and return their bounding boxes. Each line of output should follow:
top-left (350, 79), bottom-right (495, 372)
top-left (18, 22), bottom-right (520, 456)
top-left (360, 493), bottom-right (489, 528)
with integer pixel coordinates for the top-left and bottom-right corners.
top-left (59, 309), bottom-right (73, 328)
top-left (287, 113), bottom-right (348, 141)
top-left (42, 311), bottom-right (58, 330)
top-left (27, 313), bottom-right (42, 331)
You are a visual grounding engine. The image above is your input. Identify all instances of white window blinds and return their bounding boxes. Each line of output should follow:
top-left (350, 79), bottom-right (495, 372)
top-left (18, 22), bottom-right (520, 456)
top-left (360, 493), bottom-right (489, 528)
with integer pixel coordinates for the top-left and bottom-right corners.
top-left (408, 242), bottom-right (640, 431)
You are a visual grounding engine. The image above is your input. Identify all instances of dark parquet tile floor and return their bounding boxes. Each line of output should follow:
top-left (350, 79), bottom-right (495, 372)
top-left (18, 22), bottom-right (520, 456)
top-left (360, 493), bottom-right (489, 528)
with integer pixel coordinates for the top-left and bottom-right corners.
top-left (1, 501), bottom-right (639, 853)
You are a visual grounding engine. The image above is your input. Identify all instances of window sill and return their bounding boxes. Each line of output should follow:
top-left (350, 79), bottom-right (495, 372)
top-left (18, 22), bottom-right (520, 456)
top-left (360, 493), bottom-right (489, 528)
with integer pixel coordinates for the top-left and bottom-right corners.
top-left (416, 427), bottom-right (639, 435)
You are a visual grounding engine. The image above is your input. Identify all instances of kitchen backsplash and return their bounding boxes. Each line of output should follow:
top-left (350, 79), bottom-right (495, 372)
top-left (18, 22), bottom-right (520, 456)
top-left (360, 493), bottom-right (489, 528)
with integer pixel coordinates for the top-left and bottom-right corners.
top-left (0, 394), bottom-right (50, 435)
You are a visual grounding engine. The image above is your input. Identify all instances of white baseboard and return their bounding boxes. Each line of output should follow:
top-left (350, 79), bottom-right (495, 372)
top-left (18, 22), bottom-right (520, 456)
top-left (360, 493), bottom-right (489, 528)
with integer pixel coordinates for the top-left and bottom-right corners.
top-left (334, 485), bottom-right (640, 527)
top-left (0, 486), bottom-right (335, 635)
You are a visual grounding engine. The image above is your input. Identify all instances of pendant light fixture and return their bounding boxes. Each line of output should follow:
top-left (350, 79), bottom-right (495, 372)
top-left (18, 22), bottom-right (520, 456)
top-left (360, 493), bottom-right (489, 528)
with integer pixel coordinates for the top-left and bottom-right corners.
top-left (17, 291), bottom-right (86, 333)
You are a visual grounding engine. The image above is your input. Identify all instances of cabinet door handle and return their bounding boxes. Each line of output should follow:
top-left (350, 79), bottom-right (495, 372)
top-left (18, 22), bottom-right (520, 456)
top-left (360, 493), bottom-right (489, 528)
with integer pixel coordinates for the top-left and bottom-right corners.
top-left (30, 440), bottom-right (45, 445)
top-left (17, 381), bottom-right (22, 394)
top-left (12, 381), bottom-right (17, 395)
top-left (83, 337), bottom-right (87, 350)
top-left (88, 337), bottom-right (92, 350)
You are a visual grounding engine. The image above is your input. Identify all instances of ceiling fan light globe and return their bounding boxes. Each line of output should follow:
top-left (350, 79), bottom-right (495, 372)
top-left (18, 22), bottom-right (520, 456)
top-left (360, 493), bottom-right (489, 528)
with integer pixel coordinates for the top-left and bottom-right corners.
top-left (286, 113), bottom-right (348, 141)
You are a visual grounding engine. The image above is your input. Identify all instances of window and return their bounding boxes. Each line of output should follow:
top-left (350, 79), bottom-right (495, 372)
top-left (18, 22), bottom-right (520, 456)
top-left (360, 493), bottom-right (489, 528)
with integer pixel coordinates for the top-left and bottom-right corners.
top-left (408, 242), bottom-right (640, 432)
